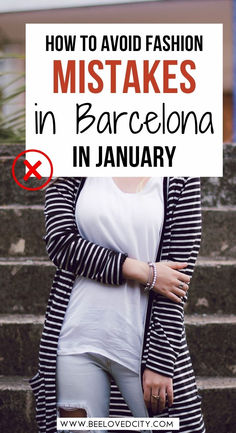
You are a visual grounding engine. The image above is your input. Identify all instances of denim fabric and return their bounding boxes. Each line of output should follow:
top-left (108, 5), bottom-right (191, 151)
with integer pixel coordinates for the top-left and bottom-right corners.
top-left (56, 352), bottom-right (152, 433)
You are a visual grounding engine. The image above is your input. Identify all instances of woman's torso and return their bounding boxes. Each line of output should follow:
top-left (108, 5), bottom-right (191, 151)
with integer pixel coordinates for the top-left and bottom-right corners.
top-left (58, 177), bottom-right (164, 373)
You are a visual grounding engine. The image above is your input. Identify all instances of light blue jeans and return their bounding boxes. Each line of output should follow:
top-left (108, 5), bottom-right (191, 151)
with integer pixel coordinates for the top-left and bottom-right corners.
top-left (56, 352), bottom-right (152, 433)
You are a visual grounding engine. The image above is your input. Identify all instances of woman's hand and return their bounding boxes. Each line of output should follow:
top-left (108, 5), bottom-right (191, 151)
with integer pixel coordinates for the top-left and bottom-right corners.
top-left (153, 261), bottom-right (190, 303)
top-left (142, 368), bottom-right (173, 414)
top-left (122, 258), bottom-right (190, 303)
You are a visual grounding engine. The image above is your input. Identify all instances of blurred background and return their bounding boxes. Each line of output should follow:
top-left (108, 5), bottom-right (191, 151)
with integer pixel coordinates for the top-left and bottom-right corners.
top-left (0, 0), bottom-right (233, 142)
top-left (0, 2), bottom-right (235, 433)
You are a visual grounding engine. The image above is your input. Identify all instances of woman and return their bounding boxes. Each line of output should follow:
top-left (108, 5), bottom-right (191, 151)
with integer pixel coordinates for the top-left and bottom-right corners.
top-left (30, 176), bottom-right (205, 433)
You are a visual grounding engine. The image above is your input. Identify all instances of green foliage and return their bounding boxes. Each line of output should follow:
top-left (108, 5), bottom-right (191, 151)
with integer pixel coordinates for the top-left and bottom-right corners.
top-left (0, 54), bottom-right (25, 143)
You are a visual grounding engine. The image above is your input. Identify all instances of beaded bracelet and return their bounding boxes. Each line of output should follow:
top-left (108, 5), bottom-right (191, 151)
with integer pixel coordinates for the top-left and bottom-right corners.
top-left (143, 262), bottom-right (157, 292)
top-left (143, 262), bottom-right (153, 292)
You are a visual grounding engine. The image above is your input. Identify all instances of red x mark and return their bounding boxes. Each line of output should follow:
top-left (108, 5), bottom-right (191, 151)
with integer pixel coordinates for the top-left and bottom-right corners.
top-left (12, 149), bottom-right (53, 191)
top-left (23, 160), bottom-right (42, 181)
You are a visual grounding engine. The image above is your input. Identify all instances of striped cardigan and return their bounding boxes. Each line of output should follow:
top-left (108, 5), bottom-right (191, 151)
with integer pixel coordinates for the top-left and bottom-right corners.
top-left (29, 176), bottom-right (205, 433)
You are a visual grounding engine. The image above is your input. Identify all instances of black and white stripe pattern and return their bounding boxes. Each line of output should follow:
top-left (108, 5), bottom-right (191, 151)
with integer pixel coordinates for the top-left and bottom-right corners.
top-left (29, 177), bottom-right (205, 433)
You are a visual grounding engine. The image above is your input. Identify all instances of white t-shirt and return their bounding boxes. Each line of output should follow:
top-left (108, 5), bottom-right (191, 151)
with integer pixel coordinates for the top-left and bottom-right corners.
top-left (57, 177), bottom-right (164, 373)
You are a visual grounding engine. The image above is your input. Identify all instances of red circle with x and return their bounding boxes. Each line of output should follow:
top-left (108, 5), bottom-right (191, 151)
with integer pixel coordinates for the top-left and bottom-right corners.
top-left (12, 149), bottom-right (53, 191)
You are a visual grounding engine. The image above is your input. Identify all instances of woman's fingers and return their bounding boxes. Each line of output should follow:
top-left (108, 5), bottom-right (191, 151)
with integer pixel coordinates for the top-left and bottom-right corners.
top-left (158, 388), bottom-right (166, 413)
top-left (165, 291), bottom-right (183, 303)
top-left (173, 287), bottom-right (188, 297)
top-left (163, 261), bottom-right (188, 270)
top-left (142, 370), bottom-right (174, 415)
top-left (179, 282), bottom-right (190, 292)
top-left (159, 284), bottom-right (187, 301)
top-left (174, 270), bottom-right (191, 284)
top-left (150, 388), bottom-right (160, 414)
top-left (153, 261), bottom-right (191, 301)
top-left (153, 386), bottom-right (173, 413)
top-left (166, 385), bottom-right (174, 407)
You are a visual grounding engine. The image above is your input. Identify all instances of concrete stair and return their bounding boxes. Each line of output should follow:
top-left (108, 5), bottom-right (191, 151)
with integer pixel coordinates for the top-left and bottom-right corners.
top-left (1, 205), bottom-right (236, 258)
top-left (1, 257), bottom-right (236, 315)
top-left (0, 143), bottom-right (236, 433)
top-left (0, 313), bottom-right (236, 378)
top-left (0, 376), bottom-right (235, 433)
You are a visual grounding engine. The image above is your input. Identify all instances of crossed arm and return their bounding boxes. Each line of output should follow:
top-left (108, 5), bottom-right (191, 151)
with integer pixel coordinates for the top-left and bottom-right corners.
top-left (123, 257), bottom-right (191, 414)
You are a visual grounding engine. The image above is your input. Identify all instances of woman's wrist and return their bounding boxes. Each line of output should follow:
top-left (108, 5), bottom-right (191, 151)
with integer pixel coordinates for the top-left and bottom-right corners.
top-left (122, 257), bottom-right (150, 284)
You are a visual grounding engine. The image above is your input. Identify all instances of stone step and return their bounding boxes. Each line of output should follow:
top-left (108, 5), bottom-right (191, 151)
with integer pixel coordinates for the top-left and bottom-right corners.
top-left (1, 142), bottom-right (236, 206)
top-left (200, 143), bottom-right (236, 206)
top-left (201, 207), bottom-right (236, 257)
top-left (0, 156), bottom-right (45, 206)
top-left (196, 377), bottom-right (236, 433)
top-left (0, 314), bottom-right (235, 378)
top-left (1, 205), bottom-right (236, 257)
top-left (0, 257), bottom-right (235, 315)
top-left (0, 376), bottom-right (37, 433)
top-left (185, 315), bottom-right (236, 378)
top-left (0, 205), bottom-right (45, 257)
top-left (0, 375), bottom-right (235, 433)
top-left (0, 258), bottom-right (55, 314)
top-left (185, 257), bottom-right (236, 314)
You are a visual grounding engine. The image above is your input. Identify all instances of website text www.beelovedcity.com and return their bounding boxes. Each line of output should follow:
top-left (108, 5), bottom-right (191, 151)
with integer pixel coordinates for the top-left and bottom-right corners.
top-left (57, 417), bottom-right (179, 431)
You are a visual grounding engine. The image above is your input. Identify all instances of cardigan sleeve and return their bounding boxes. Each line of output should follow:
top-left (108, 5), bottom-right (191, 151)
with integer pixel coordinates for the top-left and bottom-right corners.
top-left (43, 178), bottom-right (128, 285)
top-left (144, 177), bottom-right (202, 378)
